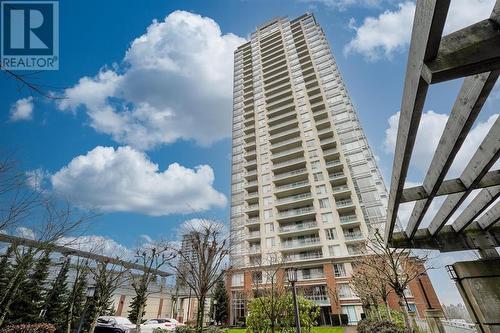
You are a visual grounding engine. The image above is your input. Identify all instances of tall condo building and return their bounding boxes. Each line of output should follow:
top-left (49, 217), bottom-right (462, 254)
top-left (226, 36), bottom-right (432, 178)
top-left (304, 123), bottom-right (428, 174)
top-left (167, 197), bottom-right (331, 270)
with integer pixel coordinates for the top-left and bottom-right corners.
top-left (228, 13), bottom-right (440, 325)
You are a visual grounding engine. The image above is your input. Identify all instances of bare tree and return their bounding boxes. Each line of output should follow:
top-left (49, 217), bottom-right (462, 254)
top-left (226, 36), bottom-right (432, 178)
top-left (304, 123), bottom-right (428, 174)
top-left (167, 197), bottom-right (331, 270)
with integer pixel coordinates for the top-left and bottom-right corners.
top-left (362, 230), bottom-right (430, 332)
top-left (65, 257), bottom-right (90, 333)
top-left (129, 242), bottom-right (173, 333)
top-left (1, 65), bottom-right (64, 99)
top-left (325, 284), bottom-right (342, 325)
top-left (168, 220), bottom-right (229, 333)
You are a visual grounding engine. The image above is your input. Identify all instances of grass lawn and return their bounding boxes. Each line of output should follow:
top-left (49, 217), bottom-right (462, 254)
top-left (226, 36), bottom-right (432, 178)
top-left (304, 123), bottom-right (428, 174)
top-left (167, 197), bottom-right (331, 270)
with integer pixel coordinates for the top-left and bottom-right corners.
top-left (227, 327), bottom-right (344, 333)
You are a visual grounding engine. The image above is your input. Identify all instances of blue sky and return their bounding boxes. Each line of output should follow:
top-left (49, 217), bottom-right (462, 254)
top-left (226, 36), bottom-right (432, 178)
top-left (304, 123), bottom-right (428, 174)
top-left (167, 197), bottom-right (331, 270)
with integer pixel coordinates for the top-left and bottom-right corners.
top-left (1, 0), bottom-right (498, 304)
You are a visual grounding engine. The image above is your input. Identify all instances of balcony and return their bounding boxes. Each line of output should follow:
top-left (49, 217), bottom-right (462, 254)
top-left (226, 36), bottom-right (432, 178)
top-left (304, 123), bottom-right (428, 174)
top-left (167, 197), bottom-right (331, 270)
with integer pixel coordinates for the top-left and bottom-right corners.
top-left (331, 185), bottom-right (350, 195)
top-left (303, 294), bottom-right (330, 306)
top-left (325, 159), bottom-right (342, 170)
top-left (299, 272), bottom-right (325, 280)
top-left (276, 192), bottom-right (312, 205)
top-left (271, 137), bottom-right (302, 152)
top-left (277, 206), bottom-right (315, 222)
top-left (279, 220), bottom-right (318, 235)
top-left (267, 102), bottom-right (295, 118)
top-left (320, 137), bottom-right (336, 148)
top-left (329, 172), bottom-right (347, 184)
top-left (323, 148), bottom-right (339, 158)
top-left (335, 198), bottom-right (354, 209)
top-left (344, 232), bottom-right (364, 242)
top-left (244, 133), bottom-right (256, 143)
top-left (269, 127), bottom-right (301, 142)
top-left (271, 146), bottom-right (303, 161)
top-left (246, 204), bottom-right (259, 213)
top-left (317, 127), bottom-right (333, 137)
top-left (275, 180), bottom-right (310, 195)
top-left (248, 246), bottom-right (261, 254)
top-left (268, 118), bottom-right (299, 135)
top-left (282, 236), bottom-right (320, 249)
top-left (268, 109), bottom-right (296, 127)
top-left (246, 190), bottom-right (259, 201)
top-left (283, 251), bottom-right (323, 262)
top-left (346, 244), bottom-right (366, 255)
top-left (246, 231), bottom-right (261, 240)
top-left (339, 214), bottom-right (359, 226)
top-left (245, 169), bottom-right (257, 179)
top-left (272, 157), bottom-right (306, 172)
top-left (246, 217), bottom-right (260, 226)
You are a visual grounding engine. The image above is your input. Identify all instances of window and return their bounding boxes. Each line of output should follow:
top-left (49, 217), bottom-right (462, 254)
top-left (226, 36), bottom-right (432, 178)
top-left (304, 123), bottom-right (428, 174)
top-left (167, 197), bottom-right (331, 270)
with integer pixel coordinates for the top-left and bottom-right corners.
top-left (407, 303), bottom-right (417, 313)
top-left (265, 223), bottom-right (274, 233)
top-left (263, 184), bottom-right (271, 193)
top-left (306, 139), bottom-right (316, 148)
top-left (325, 228), bottom-right (337, 240)
top-left (333, 263), bottom-right (346, 277)
top-left (262, 164), bottom-right (269, 172)
top-left (319, 198), bottom-right (330, 208)
top-left (321, 213), bottom-right (334, 224)
top-left (304, 130), bottom-right (313, 138)
top-left (314, 172), bottom-right (324, 181)
top-left (266, 237), bottom-right (275, 248)
top-left (264, 209), bottom-right (273, 220)
top-left (232, 273), bottom-right (244, 286)
top-left (263, 197), bottom-right (273, 206)
top-left (309, 150), bottom-right (319, 159)
top-left (316, 185), bottom-right (327, 195)
top-left (338, 284), bottom-right (354, 298)
top-left (329, 244), bottom-right (341, 257)
top-left (311, 161), bottom-right (320, 170)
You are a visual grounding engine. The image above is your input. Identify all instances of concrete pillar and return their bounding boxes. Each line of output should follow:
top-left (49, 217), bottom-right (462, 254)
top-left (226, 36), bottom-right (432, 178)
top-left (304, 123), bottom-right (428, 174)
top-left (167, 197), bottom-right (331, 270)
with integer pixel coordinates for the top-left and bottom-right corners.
top-left (451, 258), bottom-right (500, 333)
top-left (425, 309), bottom-right (445, 333)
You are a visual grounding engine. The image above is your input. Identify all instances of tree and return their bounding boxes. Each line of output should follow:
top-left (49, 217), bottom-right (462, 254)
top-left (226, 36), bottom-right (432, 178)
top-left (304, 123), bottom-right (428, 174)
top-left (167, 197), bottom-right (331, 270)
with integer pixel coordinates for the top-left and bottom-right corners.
top-left (84, 261), bottom-right (128, 333)
top-left (0, 244), bottom-right (17, 293)
top-left (128, 243), bottom-right (172, 332)
top-left (210, 278), bottom-right (229, 325)
top-left (43, 257), bottom-right (70, 331)
top-left (362, 230), bottom-right (430, 333)
top-left (64, 258), bottom-right (89, 333)
top-left (4, 250), bottom-right (51, 325)
top-left (325, 285), bottom-right (342, 325)
top-left (168, 220), bottom-right (230, 333)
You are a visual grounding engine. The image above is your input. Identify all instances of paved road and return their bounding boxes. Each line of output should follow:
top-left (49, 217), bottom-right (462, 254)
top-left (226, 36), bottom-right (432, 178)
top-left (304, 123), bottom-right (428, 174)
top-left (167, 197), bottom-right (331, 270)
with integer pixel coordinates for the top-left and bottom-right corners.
top-left (344, 326), bottom-right (357, 333)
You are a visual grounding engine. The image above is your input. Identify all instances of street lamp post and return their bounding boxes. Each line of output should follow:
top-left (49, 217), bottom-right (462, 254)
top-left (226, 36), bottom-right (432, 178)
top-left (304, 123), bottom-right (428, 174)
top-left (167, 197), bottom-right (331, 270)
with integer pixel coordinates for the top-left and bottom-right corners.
top-left (287, 268), bottom-right (301, 333)
top-left (213, 299), bottom-right (218, 326)
top-left (76, 286), bottom-right (96, 333)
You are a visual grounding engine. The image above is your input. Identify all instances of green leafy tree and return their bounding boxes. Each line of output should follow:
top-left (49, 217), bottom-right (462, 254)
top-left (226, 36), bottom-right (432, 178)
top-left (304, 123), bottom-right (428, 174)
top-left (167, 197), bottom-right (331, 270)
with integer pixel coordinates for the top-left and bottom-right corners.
top-left (44, 258), bottom-right (70, 331)
top-left (210, 279), bottom-right (229, 325)
top-left (246, 294), bottom-right (319, 333)
top-left (6, 250), bottom-right (51, 325)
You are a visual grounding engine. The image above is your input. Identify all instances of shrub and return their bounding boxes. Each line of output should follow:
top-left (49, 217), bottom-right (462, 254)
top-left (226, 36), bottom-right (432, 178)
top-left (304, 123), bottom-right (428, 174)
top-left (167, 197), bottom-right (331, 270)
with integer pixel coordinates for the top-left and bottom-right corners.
top-left (357, 319), bottom-right (403, 333)
top-left (153, 329), bottom-right (171, 333)
top-left (0, 324), bottom-right (56, 333)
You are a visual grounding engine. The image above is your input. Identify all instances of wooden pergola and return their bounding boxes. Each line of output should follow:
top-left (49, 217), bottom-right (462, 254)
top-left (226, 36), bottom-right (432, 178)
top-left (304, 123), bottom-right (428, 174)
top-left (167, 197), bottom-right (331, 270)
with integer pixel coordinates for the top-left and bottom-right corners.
top-left (384, 0), bottom-right (500, 256)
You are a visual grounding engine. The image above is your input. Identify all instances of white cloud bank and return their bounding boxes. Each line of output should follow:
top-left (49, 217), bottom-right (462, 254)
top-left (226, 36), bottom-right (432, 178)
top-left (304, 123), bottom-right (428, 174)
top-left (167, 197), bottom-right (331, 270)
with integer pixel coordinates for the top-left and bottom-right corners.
top-left (345, 0), bottom-right (496, 60)
top-left (384, 111), bottom-right (499, 179)
top-left (57, 11), bottom-right (246, 150)
top-left (9, 97), bottom-right (34, 122)
top-left (301, 0), bottom-right (384, 10)
top-left (50, 146), bottom-right (226, 216)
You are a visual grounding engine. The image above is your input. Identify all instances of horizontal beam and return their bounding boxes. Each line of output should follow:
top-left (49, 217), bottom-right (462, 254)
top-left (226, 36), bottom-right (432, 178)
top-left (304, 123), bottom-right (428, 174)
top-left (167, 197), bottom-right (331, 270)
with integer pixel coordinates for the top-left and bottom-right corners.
top-left (390, 222), bottom-right (500, 252)
top-left (425, 18), bottom-right (500, 83)
top-left (400, 170), bottom-right (500, 203)
top-left (0, 233), bottom-right (172, 277)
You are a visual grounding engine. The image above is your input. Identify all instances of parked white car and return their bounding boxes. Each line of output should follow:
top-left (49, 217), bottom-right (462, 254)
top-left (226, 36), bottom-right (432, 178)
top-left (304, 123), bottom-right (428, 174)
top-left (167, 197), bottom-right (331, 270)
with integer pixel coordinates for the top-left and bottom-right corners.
top-left (140, 318), bottom-right (180, 332)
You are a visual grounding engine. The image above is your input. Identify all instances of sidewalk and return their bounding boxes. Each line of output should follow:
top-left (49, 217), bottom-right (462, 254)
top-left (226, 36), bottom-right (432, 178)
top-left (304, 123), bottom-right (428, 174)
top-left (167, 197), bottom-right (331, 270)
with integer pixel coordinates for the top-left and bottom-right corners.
top-left (343, 326), bottom-right (357, 333)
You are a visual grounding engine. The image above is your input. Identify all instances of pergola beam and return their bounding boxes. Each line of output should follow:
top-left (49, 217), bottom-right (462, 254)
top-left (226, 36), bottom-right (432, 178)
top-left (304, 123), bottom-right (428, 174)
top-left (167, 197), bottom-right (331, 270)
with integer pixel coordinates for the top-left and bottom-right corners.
top-left (385, 0), bottom-right (450, 244)
top-left (405, 71), bottom-right (498, 238)
top-left (427, 118), bottom-right (500, 235)
top-left (0, 233), bottom-right (172, 277)
top-left (391, 222), bottom-right (500, 252)
top-left (477, 200), bottom-right (500, 229)
top-left (452, 186), bottom-right (500, 232)
top-left (400, 170), bottom-right (500, 203)
top-left (424, 19), bottom-right (500, 83)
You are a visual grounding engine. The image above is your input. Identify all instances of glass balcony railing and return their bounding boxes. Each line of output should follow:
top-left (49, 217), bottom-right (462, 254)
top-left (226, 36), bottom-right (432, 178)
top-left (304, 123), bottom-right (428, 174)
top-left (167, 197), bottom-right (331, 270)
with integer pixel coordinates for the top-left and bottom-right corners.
top-left (277, 205), bottom-right (315, 219)
top-left (339, 215), bottom-right (358, 224)
top-left (272, 146), bottom-right (303, 159)
top-left (344, 232), bottom-right (364, 241)
top-left (246, 204), bottom-right (259, 211)
top-left (273, 157), bottom-right (306, 169)
top-left (329, 172), bottom-right (346, 181)
top-left (282, 237), bottom-right (320, 248)
top-left (323, 148), bottom-right (338, 155)
top-left (325, 160), bottom-right (342, 168)
top-left (332, 185), bottom-right (349, 193)
top-left (248, 246), bottom-right (261, 254)
top-left (279, 220), bottom-right (317, 233)
top-left (276, 193), bottom-right (312, 205)
top-left (246, 217), bottom-right (260, 224)
top-left (273, 168), bottom-right (307, 180)
top-left (336, 199), bottom-right (354, 208)
top-left (283, 252), bottom-right (323, 262)
top-left (247, 231), bottom-right (261, 238)
top-left (271, 137), bottom-right (302, 149)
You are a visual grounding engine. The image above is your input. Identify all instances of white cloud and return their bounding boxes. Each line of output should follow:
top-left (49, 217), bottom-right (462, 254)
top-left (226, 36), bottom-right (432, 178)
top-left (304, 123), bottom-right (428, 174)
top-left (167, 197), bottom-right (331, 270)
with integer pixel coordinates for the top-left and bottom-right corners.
top-left (25, 168), bottom-right (49, 191)
top-left (50, 146), bottom-right (227, 216)
top-left (16, 226), bottom-right (36, 240)
top-left (9, 97), bottom-right (34, 122)
top-left (345, 0), bottom-right (495, 60)
top-left (384, 111), bottom-right (499, 179)
top-left (58, 235), bottom-right (133, 259)
top-left (57, 11), bottom-right (246, 150)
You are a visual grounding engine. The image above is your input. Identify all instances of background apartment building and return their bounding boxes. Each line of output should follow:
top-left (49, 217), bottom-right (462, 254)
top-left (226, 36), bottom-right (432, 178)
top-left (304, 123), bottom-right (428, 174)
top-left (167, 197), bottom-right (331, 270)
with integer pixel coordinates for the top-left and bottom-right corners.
top-left (228, 13), bottom-right (440, 325)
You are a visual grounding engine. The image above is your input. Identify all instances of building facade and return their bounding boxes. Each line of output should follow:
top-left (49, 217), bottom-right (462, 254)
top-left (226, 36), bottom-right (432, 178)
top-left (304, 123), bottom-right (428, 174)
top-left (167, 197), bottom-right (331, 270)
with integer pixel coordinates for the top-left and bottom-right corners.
top-left (228, 13), bottom-right (440, 325)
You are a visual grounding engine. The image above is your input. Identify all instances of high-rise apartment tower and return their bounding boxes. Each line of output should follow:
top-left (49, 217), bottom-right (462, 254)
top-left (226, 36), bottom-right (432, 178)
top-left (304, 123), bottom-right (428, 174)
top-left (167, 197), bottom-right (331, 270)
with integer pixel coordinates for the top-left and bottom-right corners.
top-left (228, 13), bottom-right (440, 325)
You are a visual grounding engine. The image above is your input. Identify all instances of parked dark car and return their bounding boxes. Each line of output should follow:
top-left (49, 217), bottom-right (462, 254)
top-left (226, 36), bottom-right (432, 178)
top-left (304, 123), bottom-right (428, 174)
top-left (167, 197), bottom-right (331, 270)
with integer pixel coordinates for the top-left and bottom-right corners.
top-left (95, 316), bottom-right (137, 333)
